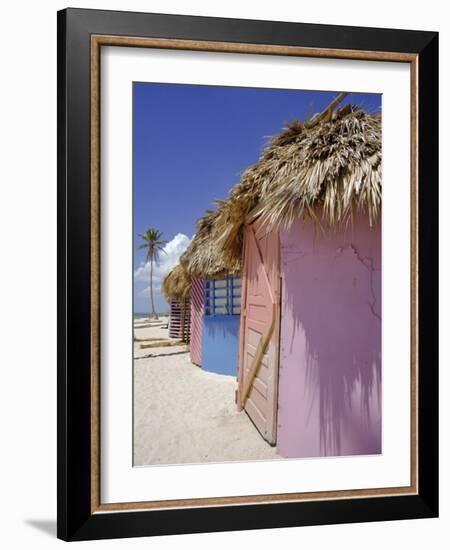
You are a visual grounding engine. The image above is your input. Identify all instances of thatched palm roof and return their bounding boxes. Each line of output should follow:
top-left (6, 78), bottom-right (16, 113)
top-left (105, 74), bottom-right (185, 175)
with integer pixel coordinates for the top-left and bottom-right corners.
top-left (177, 98), bottom-right (381, 279)
top-left (161, 264), bottom-right (191, 301)
top-left (180, 209), bottom-right (242, 279)
top-left (215, 103), bottom-right (382, 267)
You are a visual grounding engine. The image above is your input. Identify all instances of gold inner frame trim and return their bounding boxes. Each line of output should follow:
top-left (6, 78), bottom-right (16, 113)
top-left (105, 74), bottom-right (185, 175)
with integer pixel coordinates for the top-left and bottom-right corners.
top-left (90, 34), bottom-right (419, 514)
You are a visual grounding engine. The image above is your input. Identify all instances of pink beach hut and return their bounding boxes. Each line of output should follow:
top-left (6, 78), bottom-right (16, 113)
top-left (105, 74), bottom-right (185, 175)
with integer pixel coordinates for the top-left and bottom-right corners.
top-left (217, 103), bottom-right (382, 458)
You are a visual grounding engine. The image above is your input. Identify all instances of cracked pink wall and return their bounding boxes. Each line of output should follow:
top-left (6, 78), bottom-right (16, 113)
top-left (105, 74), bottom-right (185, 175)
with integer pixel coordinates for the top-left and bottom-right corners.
top-left (277, 214), bottom-right (381, 458)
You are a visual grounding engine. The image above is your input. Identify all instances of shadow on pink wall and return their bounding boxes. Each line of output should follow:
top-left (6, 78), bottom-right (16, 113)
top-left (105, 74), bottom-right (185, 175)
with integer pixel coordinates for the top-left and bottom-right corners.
top-left (277, 215), bottom-right (382, 458)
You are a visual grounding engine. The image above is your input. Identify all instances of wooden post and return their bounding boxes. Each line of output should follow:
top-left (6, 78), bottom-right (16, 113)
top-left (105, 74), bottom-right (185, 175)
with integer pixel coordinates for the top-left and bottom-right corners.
top-left (181, 299), bottom-right (186, 342)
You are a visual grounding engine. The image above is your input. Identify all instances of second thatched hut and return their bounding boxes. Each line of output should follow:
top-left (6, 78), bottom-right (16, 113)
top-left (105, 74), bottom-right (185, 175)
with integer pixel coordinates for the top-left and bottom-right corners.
top-left (180, 210), bottom-right (242, 375)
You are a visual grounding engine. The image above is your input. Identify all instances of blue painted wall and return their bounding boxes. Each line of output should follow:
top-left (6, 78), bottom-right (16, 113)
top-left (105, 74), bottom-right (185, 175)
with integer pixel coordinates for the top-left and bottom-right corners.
top-left (202, 316), bottom-right (240, 376)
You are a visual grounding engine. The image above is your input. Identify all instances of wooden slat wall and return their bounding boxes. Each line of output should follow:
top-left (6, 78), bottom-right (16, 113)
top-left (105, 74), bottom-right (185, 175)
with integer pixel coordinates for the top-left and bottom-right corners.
top-left (190, 278), bottom-right (204, 366)
top-left (168, 299), bottom-right (191, 341)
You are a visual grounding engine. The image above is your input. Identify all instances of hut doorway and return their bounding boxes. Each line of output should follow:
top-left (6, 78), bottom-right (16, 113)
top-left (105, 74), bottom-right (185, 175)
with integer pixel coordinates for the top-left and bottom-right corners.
top-left (238, 217), bottom-right (281, 445)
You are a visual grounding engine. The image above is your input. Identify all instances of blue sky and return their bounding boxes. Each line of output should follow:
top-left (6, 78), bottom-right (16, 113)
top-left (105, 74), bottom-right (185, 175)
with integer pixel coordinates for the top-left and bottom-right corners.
top-left (133, 83), bottom-right (381, 314)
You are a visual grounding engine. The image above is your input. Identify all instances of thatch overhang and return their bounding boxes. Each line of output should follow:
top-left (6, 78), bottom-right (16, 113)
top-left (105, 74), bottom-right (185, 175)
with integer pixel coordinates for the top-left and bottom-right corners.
top-left (215, 102), bottom-right (382, 267)
top-left (162, 264), bottom-right (191, 302)
top-left (180, 209), bottom-right (242, 279)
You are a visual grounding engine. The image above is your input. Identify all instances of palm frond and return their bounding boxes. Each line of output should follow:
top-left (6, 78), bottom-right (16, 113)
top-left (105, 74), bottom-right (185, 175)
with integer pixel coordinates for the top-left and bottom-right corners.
top-left (137, 227), bottom-right (168, 264)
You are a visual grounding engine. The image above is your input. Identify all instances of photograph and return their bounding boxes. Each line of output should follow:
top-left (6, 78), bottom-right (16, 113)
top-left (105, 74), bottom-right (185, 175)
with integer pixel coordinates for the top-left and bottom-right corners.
top-left (132, 83), bottom-right (382, 467)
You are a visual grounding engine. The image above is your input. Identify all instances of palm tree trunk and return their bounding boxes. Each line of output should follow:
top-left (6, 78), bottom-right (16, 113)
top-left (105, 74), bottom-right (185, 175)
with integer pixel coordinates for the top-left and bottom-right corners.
top-left (149, 257), bottom-right (157, 319)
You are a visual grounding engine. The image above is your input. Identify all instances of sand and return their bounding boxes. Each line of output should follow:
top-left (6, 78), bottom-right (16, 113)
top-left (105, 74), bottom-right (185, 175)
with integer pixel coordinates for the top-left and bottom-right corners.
top-left (133, 317), bottom-right (279, 466)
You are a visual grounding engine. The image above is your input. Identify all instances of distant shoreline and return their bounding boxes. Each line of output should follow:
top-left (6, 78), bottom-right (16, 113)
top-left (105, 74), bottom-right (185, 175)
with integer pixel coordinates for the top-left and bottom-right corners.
top-left (134, 312), bottom-right (169, 319)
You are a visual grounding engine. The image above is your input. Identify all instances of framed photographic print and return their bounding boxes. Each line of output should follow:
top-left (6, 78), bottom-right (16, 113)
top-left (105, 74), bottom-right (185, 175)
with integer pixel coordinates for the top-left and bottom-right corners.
top-left (57, 8), bottom-right (439, 541)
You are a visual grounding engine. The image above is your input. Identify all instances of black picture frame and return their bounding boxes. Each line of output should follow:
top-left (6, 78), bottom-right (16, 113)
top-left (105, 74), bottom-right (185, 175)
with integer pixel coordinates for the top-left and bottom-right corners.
top-left (57, 7), bottom-right (438, 541)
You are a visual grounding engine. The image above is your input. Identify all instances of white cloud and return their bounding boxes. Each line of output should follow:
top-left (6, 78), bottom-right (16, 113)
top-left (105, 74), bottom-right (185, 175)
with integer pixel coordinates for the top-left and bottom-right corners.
top-left (134, 233), bottom-right (191, 292)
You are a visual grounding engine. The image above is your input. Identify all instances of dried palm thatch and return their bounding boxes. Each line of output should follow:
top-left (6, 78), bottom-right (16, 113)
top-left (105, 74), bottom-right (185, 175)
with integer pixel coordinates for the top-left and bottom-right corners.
top-left (180, 209), bottom-right (242, 278)
top-left (216, 100), bottom-right (382, 267)
top-left (161, 264), bottom-right (191, 301)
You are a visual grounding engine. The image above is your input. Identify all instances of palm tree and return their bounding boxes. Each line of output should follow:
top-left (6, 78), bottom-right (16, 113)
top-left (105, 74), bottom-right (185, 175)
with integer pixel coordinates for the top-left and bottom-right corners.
top-left (138, 228), bottom-right (167, 320)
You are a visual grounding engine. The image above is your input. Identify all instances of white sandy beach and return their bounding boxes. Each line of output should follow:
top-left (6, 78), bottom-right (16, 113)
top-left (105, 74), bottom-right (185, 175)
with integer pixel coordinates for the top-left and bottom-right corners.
top-left (133, 316), bottom-right (279, 466)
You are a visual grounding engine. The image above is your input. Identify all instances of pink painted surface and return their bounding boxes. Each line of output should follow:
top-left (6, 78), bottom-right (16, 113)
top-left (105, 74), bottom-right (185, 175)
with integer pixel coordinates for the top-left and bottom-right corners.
top-left (238, 218), bottom-right (280, 444)
top-left (190, 278), bottom-right (204, 366)
top-left (277, 213), bottom-right (381, 458)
